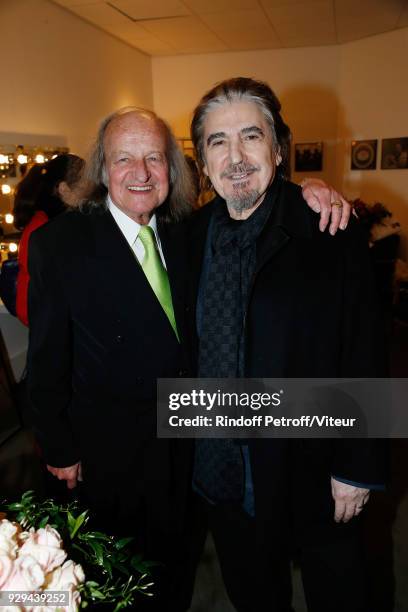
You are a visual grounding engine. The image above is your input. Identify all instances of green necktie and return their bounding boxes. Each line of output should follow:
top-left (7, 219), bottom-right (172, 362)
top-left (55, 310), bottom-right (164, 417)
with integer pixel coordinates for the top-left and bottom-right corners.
top-left (138, 225), bottom-right (179, 341)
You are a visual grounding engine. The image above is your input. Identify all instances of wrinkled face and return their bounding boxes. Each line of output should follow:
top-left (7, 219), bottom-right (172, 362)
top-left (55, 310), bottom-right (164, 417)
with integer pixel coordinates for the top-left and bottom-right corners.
top-left (104, 112), bottom-right (169, 223)
top-left (202, 100), bottom-right (282, 217)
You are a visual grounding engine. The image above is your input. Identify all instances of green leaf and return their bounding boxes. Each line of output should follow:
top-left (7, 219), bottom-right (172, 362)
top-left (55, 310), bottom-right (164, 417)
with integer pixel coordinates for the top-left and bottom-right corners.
top-left (70, 510), bottom-right (88, 539)
top-left (21, 490), bottom-right (35, 501)
top-left (88, 540), bottom-right (104, 566)
top-left (7, 503), bottom-right (24, 510)
top-left (82, 531), bottom-right (110, 541)
top-left (38, 515), bottom-right (49, 528)
top-left (115, 537), bottom-right (134, 550)
top-left (67, 511), bottom-right (76, 535)
top-left (89, 588), bottom-right (105, 599)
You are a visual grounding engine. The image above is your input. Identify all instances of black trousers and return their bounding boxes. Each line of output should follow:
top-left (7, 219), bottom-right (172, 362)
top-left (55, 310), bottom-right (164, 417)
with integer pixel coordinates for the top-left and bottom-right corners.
top-left (189, 494), bottom-right (368, 612)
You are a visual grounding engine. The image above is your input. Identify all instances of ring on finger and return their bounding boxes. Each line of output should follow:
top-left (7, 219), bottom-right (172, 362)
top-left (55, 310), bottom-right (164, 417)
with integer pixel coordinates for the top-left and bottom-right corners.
top-left (331, 200), bottom-right (343, 209)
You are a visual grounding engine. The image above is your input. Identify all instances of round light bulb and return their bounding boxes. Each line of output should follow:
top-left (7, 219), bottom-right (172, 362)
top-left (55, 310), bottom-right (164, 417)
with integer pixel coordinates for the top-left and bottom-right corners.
top-left (8, 242), bottom-right (18, 253)
top-left (5, 213), bottom-right (14, 224)
top-left (35, 154), bottom-right (45, 164)
top-left (17, 154), bottom-right (28, 164)
top-left (1, 184), bottom-right (11, 195)
top-left (0, 154), bottom-right (9, 164)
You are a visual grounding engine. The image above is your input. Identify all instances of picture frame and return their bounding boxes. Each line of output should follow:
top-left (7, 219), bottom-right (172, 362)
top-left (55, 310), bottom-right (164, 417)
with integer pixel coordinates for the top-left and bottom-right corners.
top-left (351, 139), bottom-right (377, 170)
top-left (294, 142), bottom-right (323, 172)
top-left (381, 137), bottom-right (408, 170)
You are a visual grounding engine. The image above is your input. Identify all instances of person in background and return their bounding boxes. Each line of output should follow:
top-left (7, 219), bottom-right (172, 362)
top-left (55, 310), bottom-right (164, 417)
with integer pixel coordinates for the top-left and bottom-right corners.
top-left (13, 154), bottom-right (85, 326)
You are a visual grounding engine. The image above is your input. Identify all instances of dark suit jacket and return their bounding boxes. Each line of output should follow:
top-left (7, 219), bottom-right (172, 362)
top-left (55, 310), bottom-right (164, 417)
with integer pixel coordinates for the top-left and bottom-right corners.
top-left (27, 205), bottom-right (191, 546)
top-left (185, 179), bottom-right (388, 542)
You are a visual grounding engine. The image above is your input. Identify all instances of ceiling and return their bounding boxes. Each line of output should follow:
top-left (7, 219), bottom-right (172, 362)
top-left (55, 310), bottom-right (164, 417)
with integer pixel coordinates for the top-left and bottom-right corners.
top-left (51, 0), bottom-right (408, 56)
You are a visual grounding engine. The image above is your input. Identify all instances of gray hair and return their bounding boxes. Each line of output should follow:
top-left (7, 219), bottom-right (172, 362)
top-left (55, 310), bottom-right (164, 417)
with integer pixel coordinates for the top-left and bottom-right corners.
top-left (191, 77), bottom-right (291, 188)
top-left (85, 106), bottom-right (195, 222)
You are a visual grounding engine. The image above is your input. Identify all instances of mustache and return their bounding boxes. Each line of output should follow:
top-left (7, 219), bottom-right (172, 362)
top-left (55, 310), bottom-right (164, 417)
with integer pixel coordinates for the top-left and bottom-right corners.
top-left (220, 162), bottom-right (260, 179)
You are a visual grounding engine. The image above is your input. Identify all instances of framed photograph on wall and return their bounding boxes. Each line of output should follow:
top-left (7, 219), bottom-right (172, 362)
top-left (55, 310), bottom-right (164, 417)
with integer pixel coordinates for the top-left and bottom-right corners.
top-left (294, 142), bottom-right (323, 172)
top-left (351, 139), bottom-right (377, 170)
top-left (381, 137), bottom-right (408, 170)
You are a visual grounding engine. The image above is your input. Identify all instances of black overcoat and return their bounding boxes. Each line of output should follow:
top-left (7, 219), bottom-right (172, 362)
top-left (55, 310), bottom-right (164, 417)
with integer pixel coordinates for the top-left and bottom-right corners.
top-left (185, 179), bottom-right (388, 547)
top-left (27, 205), bottom-right (192, 554)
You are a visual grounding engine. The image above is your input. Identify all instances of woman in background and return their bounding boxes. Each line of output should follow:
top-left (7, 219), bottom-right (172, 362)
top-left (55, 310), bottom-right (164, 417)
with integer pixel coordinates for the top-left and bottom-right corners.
top-left (13, 154), bottom-right (84, 326)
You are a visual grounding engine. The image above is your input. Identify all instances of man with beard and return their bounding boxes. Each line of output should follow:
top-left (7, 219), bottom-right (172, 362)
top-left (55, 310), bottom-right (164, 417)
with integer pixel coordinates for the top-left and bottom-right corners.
top-left (185, 78), bottom-right (386, 612)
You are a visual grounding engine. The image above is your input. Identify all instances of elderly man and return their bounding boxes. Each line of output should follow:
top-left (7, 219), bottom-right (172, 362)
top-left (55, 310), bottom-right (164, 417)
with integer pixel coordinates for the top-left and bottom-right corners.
top-left (27, 108), bottom-right (196, 610)
top-left (185, 78), bottom-right (387, 612)
top-left (27, 105), bottom-right (350, 610)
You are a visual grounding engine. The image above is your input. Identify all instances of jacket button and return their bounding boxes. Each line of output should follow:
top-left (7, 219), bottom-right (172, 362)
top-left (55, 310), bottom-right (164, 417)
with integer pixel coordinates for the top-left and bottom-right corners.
top-left (178, 369), bottom-right (187, 376)
top-left (116, 335), bottom-right (124, 343)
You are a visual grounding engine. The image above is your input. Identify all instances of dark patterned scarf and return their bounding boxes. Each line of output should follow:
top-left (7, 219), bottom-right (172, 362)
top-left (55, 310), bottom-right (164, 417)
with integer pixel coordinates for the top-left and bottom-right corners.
top-left (194, 178), bottom-right (281, 503)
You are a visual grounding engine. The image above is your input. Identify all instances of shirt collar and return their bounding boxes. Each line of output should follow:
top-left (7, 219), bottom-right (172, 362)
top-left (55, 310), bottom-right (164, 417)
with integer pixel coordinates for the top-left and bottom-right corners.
top-left (107, 194), bottom-right (160, 247)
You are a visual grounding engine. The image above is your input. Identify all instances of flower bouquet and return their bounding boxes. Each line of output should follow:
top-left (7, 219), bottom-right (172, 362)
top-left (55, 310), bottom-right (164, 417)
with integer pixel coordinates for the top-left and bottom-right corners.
top-left (0, 491), bottom-right (154, 611)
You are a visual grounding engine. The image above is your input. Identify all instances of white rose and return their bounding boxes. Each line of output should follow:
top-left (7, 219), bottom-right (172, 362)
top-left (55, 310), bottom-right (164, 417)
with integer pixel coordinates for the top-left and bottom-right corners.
top-left (0, 554), bottom-right (45, 591)
top-left (68, 586), bottom-right (82, 612)
top-left (0, 554), bottom-right (15, 588)
top-left (18, 526), bottom-right (66, 573)
top-left (0, 520), bottom-right (19, 559)
top-left (27, 586), bottom-right (81, 612)
top-left (46, 559), bottom-right (85, 590)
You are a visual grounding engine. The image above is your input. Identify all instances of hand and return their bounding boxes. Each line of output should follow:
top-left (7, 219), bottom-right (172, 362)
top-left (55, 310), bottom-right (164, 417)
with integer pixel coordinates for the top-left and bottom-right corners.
top-left (301, 178), bottom-right (352, 235)
top-left (331, 477), bottom-right (370, 523)
top-left (47, 462), bottom-right (82, 490)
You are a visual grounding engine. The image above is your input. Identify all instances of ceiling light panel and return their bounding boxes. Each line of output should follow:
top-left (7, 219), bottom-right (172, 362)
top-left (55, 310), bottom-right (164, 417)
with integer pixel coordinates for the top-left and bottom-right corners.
top-left (52, 0), bottom-right (104, 6)
top-left (183, 0), bottom-right (258, 14)
top-left (110, 0), bottom-right (190, 20)
top-left (335, 0), bottom-right (407, 42)
top-left (262, 0), bottom-right (336, 46)
top-left (201, 8), bottom-right (281, 47)
top-left (141, 15), bottom-right (223, 46)
top-left (70, 3), bottom-right (131, 26)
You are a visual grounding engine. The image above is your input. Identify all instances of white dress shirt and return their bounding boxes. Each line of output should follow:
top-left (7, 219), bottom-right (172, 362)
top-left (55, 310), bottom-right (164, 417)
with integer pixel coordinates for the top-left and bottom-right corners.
top-left (107, 195), bottom-right (167, 268)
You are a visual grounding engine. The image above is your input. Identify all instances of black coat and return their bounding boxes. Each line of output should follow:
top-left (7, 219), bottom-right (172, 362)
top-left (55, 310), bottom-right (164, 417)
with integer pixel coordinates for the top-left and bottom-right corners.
top-left (185, 180), bottom-right (388, 541)
top-left (27, 206), bottom-right (192, 547)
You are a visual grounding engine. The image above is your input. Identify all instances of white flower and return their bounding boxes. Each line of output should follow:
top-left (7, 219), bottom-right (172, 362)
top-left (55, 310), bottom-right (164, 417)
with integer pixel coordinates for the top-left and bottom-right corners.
top-left (46, 559), bottom-right (85, 590)
top-left (0, 554), bottom-right (15, 588)
top-left (27, 587), bottom-right (81, 612)
top-left (0, 554), bottom-right (44, 591)
top-left (18, 526), bottom-right (66, 573)
top-left (43, 560), bottom-right (85, 612)
top-left (0, 519), bottom-right (19, 559)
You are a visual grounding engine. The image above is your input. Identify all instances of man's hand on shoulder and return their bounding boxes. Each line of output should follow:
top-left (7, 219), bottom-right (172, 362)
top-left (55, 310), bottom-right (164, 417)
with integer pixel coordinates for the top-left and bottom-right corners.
top-left (301, 178), bottom-right (352, 235)
top-left (47, 462), bottom-right (82, 490)
top-left (331, 477), bottom-right (370, 523)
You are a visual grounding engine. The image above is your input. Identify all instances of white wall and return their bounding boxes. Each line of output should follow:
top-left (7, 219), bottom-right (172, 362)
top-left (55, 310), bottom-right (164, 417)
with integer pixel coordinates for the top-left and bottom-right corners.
top-left (152, 46), bottom-right (341, 186)
top-left (0, 0), bottom-right (153, 157)
top-left (336, 28), bottom-right (408, 259)
top-left (152, 30), bottom-right (408, 259)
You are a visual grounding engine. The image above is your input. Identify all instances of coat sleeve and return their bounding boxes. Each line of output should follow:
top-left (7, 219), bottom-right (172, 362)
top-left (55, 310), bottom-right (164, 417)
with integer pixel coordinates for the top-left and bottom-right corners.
top-left (27, 230), bottom-right (80, 467)
top-left (331, 220), bottom-right (389, 485)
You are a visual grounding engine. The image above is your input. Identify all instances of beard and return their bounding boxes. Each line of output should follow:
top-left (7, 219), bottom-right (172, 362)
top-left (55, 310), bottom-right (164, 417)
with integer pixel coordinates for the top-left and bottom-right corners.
top-left (225, 185), bottom-right (261, 214)
top-left (221, 161), bottom-right (261, 214)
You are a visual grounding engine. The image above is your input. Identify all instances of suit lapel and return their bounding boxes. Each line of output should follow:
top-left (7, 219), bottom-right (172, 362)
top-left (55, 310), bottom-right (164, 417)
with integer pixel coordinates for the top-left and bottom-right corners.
top-left (157, 219), bottom-right (186, 336)
top-left (256, 179), bottom-right (312, 272)
top-left (86, 207), bottom-right (179, 335)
